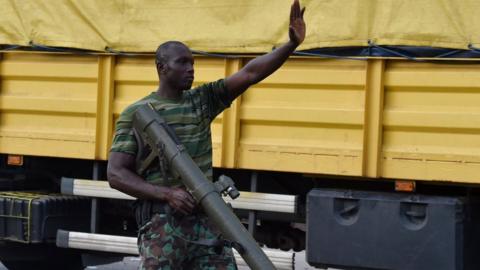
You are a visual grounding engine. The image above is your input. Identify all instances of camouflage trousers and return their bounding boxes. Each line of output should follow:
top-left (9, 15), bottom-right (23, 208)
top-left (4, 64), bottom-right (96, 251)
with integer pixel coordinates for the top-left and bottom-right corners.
top-left (138, 212), bottom-right (237, 270)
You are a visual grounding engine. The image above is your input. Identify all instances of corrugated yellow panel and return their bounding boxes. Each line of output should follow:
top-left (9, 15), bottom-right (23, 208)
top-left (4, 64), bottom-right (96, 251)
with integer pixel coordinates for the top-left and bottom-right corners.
top-left (382, 61), bottom-right (480, 183)
top-left (236, 58), bottom-right (366, 175)
top-left (0, 53), bottom-right (99, 159)
top-left (3, 51), bottom-right (479, 186)
top-left (113, 56), bottom-right (157, 115)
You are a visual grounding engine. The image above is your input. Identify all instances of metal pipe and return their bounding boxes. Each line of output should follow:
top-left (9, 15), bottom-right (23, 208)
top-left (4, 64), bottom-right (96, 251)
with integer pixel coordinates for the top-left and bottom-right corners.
top-left (248, 172), bottom-right (258, 235)
top-left (90, 162), bottom-right (100, 233)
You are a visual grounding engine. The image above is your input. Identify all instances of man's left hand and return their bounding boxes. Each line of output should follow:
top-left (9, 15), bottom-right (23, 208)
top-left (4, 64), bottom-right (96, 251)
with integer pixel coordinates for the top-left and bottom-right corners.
top-left (289, 0), bottom-right (306, 46)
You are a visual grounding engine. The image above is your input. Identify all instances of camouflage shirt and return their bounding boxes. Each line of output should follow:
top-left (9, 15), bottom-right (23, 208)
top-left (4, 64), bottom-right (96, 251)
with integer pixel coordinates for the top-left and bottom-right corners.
top-left (110, 79), bottom-right (230, 187)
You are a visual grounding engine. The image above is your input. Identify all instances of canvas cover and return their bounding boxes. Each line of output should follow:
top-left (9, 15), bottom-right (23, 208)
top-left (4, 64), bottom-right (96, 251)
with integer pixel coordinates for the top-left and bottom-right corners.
top-left (1, 0), bottom-right (479, 53)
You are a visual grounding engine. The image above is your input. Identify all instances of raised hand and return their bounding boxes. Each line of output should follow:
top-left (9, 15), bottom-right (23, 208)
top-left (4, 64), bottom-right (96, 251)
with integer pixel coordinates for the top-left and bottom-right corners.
top-left (223, 0), bottom-right (307, 100)
top-left (289, 0), bottom-right (306, 46)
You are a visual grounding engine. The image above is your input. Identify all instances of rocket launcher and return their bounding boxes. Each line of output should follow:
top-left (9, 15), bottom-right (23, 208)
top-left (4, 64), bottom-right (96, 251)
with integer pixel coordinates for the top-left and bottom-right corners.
top-left (132, 104), bottom-right (276, 270)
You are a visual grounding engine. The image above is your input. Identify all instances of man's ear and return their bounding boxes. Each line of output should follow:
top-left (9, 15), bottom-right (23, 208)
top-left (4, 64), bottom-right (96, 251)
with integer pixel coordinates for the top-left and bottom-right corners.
top-left (157, 62), bottom-right (167, 74)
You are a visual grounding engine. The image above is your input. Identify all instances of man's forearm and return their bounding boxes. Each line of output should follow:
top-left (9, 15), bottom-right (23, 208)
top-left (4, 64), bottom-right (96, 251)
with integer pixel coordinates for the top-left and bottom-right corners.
top-left (244, 40), bottom-right (298, 85)
top-left (108, 167), bottom-right (170, 201)
top-left (107, 151), bottom-right (196, 214)
top-left (225, 40), bottom-right (298, 100)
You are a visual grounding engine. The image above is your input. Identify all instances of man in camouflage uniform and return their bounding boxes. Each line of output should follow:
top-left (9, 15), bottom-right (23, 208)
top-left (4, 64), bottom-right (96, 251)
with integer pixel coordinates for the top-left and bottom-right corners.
top-left (107, 1), bottom-right (306, 269)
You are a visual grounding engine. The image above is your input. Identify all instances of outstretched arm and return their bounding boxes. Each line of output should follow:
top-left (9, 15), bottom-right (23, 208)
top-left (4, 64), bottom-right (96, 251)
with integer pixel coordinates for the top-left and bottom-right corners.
top-left (224, 0), bottom-right (306, 100)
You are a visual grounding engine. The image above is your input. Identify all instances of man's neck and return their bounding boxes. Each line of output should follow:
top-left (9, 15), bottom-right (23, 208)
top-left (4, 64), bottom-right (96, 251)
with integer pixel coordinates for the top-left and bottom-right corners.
top-left (155, 84), bottom-right (182, 100)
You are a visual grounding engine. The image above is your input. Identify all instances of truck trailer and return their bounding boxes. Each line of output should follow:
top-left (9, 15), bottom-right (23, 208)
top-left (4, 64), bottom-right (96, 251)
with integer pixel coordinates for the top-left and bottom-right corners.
top-left (0, 1), bottom-right (479, 269)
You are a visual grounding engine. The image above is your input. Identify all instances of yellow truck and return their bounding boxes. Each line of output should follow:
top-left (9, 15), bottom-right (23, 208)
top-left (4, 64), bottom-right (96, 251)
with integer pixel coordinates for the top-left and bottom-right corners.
top-left (0, 1), bottom-right (479, 269)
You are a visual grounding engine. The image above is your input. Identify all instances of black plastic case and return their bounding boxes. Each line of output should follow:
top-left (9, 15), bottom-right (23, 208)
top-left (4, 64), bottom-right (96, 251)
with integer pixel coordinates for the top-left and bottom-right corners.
top-left (307, 189), bottom-right (480, 270)
top-left (0, 192), bottom-right (90, 243)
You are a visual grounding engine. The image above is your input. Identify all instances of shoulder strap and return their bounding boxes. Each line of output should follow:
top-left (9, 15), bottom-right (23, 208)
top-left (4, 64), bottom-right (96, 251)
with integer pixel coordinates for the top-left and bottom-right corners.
top-left (133, 127), bottom-right (169, 183)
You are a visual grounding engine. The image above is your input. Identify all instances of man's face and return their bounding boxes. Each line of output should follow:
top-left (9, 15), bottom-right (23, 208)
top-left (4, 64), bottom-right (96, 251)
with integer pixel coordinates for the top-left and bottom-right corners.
top-left (161, 45), bottom-right (195, 91)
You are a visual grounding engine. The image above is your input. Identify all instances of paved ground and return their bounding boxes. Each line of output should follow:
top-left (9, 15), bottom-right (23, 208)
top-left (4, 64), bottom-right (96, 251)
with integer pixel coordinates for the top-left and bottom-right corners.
top-left (81, 251), bottom-right (331, 270)
top-left (82, 252), bottom-right (317, 270)
top-left (1, 251), bottom-right (338, 269)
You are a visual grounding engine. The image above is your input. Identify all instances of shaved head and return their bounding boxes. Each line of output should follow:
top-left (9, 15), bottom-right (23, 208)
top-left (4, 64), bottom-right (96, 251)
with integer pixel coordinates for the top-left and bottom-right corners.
top-left (155, 41), bottom-right (189, 68)
top-left (154, 41), bottom-right (194, 91)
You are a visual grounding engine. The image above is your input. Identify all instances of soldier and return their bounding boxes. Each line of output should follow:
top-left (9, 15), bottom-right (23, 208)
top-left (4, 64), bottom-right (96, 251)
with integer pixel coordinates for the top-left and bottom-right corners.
top-left (107, 0), bottom-right (306, 269)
